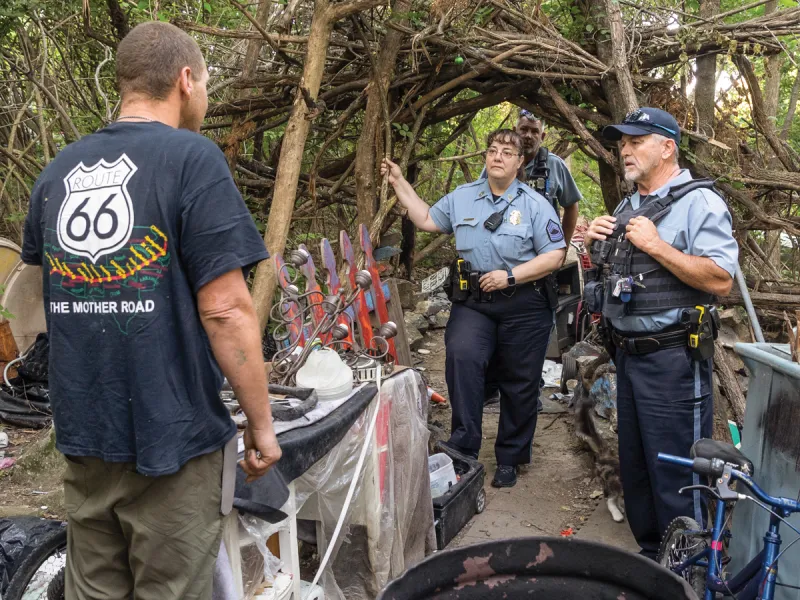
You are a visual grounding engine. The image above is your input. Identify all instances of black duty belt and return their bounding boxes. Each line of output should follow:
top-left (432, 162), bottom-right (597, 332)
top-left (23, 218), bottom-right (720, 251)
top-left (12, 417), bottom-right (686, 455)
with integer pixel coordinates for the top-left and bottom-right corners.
top-left (611, 328), bottom-right (688, 355)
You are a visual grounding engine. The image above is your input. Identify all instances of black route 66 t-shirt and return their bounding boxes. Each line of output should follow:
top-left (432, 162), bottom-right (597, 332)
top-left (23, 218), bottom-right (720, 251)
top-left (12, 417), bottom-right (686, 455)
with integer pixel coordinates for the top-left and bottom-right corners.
top-left (21, 121), bottom-right (269, 476)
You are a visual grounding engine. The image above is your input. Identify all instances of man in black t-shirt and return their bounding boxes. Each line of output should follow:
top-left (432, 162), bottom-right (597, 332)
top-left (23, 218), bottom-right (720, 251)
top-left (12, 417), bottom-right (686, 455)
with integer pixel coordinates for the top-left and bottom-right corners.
top-left (22, 22), bottom-right (279, 600)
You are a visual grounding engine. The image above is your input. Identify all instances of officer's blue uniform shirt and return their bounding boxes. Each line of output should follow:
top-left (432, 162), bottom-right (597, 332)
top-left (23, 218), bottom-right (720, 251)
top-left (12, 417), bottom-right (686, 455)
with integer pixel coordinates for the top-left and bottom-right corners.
top-left (480, 152), bottom-right (583, 212)
top-left (429, 178), bottom-right (566, 273)
top-left (610, 169), bottom-right (738, 333)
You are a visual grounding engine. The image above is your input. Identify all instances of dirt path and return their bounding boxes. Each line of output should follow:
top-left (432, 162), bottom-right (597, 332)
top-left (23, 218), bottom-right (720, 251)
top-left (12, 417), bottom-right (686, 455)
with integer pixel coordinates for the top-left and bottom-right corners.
top-left (418, 327), bottom-right (637, 551)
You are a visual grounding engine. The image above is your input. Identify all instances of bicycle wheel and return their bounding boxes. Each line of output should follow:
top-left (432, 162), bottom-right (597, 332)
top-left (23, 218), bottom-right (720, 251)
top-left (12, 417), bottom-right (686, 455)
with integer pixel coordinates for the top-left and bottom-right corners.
top-left (4, 524), bottom-right (67, 600)
top-left (657, 516), bottom-right (708, 598)
top-left (45, 567), bottom-right (65, 600)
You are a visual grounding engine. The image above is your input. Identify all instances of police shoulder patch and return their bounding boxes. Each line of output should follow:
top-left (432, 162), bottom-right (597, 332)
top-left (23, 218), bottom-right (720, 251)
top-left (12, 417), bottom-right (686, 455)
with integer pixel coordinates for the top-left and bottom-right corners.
top-left (546, 219), bottom-right (564, 243)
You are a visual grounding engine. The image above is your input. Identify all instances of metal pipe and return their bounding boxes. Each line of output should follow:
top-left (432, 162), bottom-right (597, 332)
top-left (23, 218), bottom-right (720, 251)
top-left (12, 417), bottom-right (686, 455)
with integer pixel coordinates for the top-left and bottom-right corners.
top-left (735, 262), bottom-right (765, 344)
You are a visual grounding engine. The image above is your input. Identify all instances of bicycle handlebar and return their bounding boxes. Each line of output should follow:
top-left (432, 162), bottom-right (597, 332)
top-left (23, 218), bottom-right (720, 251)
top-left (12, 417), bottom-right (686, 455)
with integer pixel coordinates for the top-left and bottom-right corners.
top-left (658, 452), bottom-right (800, 513)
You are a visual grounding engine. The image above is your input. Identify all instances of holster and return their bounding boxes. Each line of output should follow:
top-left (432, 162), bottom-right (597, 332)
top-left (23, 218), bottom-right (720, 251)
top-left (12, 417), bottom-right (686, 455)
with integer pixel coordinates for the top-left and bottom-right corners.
top-left (598, 317), bottom-right (617, 360)
top-left (582, 267), bottom-right (604, 315)
top-left (445, 258), bottom-right (471, 303)
top-left (682, 304), bottom-right (717, 361)
top-left (543, 274), bottom-right (558, 310)
top-left (469, 271), bottom-right (494, 303)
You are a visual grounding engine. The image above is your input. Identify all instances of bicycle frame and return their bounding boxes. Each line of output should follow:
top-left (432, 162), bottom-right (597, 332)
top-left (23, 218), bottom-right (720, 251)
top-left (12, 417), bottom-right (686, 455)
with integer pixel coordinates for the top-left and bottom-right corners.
top-left (659, 453), bottom-right (800, 600)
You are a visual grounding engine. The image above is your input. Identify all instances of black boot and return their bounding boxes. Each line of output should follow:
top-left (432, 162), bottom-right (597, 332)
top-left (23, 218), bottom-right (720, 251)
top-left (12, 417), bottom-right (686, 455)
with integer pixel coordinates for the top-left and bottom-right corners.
top-left (492, 465), bottom-right (517, 488)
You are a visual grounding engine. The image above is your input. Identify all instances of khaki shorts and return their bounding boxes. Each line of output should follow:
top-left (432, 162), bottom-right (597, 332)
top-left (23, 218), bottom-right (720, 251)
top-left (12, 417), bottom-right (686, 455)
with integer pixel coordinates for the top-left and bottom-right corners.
top-left (63, 450), bottom-right (223, 600)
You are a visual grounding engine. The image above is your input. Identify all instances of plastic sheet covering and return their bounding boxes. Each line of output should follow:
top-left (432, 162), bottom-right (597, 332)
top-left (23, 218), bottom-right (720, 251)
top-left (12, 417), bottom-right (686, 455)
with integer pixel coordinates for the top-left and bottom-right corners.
top-left (240, 368), bottom-right (436, 600)
top-left (0, 517), bottom-right (64, 594)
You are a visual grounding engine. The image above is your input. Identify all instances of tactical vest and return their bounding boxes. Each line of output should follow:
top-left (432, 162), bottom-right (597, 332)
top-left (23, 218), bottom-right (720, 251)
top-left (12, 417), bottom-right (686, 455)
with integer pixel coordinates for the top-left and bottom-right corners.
top-left (529, 148), bottom-right (554, 212)
top-left (595, 178), bottom-right (716, 316)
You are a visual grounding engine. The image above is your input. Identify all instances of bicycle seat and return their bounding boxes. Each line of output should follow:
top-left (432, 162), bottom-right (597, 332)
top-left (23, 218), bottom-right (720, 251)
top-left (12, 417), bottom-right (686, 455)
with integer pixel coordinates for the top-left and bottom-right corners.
top-left (690, 439), bottom-right (754, 476)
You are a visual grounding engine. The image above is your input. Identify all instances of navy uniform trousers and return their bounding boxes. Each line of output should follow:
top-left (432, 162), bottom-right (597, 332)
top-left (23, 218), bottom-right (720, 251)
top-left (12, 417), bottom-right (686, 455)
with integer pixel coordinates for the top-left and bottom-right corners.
top-left (616, 344), bottom-right (713, 558)
top-left (445, 283), bottom-right (552, 466)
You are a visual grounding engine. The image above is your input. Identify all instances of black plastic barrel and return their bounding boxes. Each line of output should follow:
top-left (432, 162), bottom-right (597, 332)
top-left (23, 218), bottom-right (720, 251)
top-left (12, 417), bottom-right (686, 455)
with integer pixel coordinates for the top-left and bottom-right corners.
top-left (378, 537), bottom-right (695, 599)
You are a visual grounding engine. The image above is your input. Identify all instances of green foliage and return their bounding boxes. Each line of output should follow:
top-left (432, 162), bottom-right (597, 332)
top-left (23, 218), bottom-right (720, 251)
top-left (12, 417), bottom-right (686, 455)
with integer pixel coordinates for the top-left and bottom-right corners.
top-left (570, 151), bottom-right (605, 220)
top-left (392, 123), bottom-right (414, 139)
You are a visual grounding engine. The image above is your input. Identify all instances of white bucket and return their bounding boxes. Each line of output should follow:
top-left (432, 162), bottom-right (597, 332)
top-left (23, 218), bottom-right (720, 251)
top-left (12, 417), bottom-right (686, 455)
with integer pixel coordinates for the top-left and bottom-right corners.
top-left (296, 349), bottom-right (353, 401)
top-left (428, 453), bottom-right (457, 498)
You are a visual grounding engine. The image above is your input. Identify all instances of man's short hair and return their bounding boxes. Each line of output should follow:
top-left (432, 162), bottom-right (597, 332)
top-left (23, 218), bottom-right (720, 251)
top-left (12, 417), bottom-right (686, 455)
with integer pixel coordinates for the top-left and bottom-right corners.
top-left (518, 109), bottom-right (544, 129)
top-left (486, 129), bottom-right (524, 154)
top-left (653, 133), bottom-right (680, 164)
top-left (116, 22), bottom-right (205, 100)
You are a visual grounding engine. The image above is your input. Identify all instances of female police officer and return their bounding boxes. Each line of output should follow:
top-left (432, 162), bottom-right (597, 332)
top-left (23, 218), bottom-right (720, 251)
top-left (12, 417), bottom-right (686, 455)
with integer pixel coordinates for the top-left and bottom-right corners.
top-left (381, 129), bottom-right (566, 487)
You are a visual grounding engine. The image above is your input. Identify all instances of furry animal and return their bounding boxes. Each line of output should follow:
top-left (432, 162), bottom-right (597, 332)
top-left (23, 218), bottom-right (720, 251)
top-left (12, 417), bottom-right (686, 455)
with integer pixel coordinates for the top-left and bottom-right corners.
top-left (573, 353), bottom-right (625, 523)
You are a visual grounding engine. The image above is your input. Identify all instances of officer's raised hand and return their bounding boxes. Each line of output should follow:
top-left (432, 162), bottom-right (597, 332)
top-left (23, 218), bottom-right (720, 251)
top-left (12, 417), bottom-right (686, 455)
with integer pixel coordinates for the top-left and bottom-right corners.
top-left (380, 157), bottom-right (403, 185)
top-left (586, 215), bottom-right (617, 243)
top-left (625, 216), bottom-right (662, 254)
top-left (479, 270), bottom-right (509, 292)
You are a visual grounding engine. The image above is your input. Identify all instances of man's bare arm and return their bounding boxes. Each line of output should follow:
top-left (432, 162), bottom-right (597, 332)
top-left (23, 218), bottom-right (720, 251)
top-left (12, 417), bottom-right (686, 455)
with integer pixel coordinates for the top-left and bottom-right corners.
top-left (198, 269), bottom-right (281, 481)
top-left (561, 203), bottom-right (579, 246)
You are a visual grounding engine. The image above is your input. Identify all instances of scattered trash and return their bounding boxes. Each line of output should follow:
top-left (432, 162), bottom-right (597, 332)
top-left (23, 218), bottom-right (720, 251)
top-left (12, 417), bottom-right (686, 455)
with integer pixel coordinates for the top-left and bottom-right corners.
top-left (541, 360), bottom-right (562, 387)
top-left (560, 527), bottom-right (575, 537)
top-left (417, 349), bottom-right (431, 355)
top-left (420, 267), bottom-right (450, 295)
top-left (428, 390), bottom-right (446, 404)
top-left (0, 457), bottom-right (16, 470)
top-left (589, 490), bottom-right (603, 499)
top-left (728, 420), bottom-right (742, 449)
top-left (0, 431), bottom-right (7, 449)
top-left (590, 371), bottom-right (618, 420)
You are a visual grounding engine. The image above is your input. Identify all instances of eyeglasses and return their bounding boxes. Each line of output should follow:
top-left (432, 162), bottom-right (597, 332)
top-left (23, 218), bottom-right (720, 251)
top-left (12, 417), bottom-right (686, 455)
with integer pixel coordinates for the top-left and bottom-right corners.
top-left (623, 110), bottom-right (677, 136)
top-left (486, 148), bottom-right (520, 160)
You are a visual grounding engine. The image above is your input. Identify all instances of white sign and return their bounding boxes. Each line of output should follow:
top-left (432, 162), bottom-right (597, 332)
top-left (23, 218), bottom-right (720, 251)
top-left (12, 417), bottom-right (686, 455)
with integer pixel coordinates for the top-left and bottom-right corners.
top-left (420, 267), bottom-right (450, 294)
top-left (58, 154), bottom-right (137, 263)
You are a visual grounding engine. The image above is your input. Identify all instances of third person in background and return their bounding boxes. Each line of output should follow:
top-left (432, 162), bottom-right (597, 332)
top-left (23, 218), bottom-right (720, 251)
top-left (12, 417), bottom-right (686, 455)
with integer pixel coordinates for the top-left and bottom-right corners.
top-left (484, 109), bottom-right (583, 408)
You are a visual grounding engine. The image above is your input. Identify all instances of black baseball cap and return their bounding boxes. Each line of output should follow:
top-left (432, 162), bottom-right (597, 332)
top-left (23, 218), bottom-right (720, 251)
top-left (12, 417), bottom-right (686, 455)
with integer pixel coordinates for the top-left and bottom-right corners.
top-left (602, 108), bottom-right (681, 145)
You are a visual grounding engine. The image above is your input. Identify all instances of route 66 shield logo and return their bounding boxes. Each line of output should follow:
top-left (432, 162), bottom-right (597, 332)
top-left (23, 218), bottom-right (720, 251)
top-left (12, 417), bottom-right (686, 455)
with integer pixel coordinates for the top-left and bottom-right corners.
top-left (58, 154), bottom-right (137, 263)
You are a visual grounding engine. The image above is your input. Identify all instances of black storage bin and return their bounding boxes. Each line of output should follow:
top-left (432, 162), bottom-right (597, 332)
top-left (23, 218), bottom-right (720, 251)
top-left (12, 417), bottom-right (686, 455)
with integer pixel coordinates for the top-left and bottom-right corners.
top-left (432, 443), bottom-right (486, 550)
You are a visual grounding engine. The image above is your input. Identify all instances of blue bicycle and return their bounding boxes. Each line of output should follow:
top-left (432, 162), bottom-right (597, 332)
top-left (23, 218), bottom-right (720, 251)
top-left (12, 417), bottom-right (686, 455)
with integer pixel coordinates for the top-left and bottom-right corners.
top-left (657, 439), bottom-right (800, 600)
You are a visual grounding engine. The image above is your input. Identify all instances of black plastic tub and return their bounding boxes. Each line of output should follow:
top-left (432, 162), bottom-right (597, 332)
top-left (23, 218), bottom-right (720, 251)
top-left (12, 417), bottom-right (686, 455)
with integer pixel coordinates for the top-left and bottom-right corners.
top-left (377, 537), bottom-right (696, 599)
top-left (432, 445), bottom-right (486, 550)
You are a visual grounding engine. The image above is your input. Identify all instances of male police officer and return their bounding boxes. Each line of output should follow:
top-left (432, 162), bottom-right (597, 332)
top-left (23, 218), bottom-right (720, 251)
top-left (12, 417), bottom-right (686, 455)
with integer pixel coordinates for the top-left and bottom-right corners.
top-left (585, 108), bottom-right (738, 558)
top-left (516, 110), bottom-right (583, 242)
top-left (382, 130), bottom-right (566, 488)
